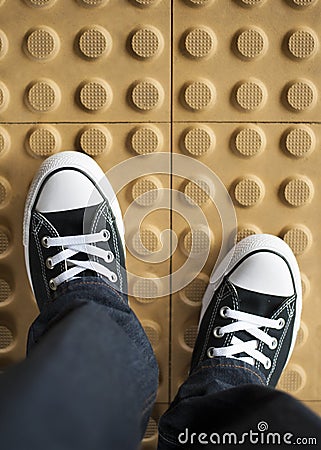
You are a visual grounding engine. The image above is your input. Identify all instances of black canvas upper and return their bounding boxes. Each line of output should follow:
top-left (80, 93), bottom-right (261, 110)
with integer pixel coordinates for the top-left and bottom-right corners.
top-left (191, 261), bottom-right (297, 387)
top-left (28, 182), bottom-right (127, 310)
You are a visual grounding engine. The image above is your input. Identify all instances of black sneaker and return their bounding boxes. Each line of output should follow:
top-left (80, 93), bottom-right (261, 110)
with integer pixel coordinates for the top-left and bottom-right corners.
top-left (191, 234), bottom-right (302, 387)
top-left (23, 151), bottom-right (127, 309)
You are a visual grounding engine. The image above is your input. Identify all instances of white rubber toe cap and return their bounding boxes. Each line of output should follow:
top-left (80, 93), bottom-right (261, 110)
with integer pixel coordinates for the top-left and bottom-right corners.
top-left (36, 170), bottom-right (103, 213)
top-left (229, 252), bottom-right (295, 297)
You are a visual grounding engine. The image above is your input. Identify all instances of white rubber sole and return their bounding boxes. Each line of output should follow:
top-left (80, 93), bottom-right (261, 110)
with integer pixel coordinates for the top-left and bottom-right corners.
top-left (200, 233), bottom-right (302, 375)
top-left (23, 151), bottom-right (125, 292)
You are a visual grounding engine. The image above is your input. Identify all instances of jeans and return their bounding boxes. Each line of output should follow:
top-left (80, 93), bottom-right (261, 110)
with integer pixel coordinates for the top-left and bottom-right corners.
top-left (0, 278), bottom-right (319, 450)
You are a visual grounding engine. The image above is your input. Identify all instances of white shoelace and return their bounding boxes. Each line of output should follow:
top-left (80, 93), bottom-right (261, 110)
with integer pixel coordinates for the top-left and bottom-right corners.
top-left (42, 229), bottom-right (117, 290)
top-left (207, 306), bottom-right (285, 369)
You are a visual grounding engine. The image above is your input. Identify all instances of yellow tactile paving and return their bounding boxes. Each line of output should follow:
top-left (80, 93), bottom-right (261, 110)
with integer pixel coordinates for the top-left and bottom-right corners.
top-left (0, 0), bottom-right (170, 122)
top-left (0, 1), bottom-right (321, 449)
top-left (0, 122), bottom-right (171, 439)
top-left (174, 0), bottom-right (321, 121)
top-left (171, 122), bottom-right (321, 407)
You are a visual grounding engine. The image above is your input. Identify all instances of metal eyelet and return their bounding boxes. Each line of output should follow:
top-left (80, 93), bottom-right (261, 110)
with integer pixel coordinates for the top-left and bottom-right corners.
top-left (41, 236), bottom-right (49, 248)
top-left (49, 279), bottom-right (57, 291)
top-left (106, 251), bottom-right (114, 263)
top-left (213, 326), bottom-right (224, 338)
top-left (207, 348), bottom-right (215, 359)
top-left (102, 229), bottom-right (110, 241)
top-left (220, 306), bottom-right (230, 318)
top-left (264, 358), bottom-right (271, 370)
top-left (276, 318), bottom-right (285, 329)
top-left (269, 338), bottom-right (278, 350)
top-left (46, 258), bottom-right (54, 270)
top-left (109, 273), bottom-right (118, 283)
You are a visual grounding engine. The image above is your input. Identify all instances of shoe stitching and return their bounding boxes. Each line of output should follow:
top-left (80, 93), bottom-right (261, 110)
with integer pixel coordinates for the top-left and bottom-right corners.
top-left (198, 282), bottom-right (224, 364)
top-left (266, 297), bottom-right (295, 384)
top-left (34, 211), bottom-right (66, 275)
top-left (91, 201), bottom-right (106, 269)
top-left (198, 282), bottom-right (228, 363)
top-left (90, 200), bottom-right (106, 234)
top-left (225, 282), bottom-right (238, 348)
top-left (266, 308), bottom-right (294, 383)
top-left (34, 231), bottom-right (51, 299)
top-left (255, 297), bottom-right (292, 370)
top-left (266, 316), bottom-right (291, 385)
top-left (32, 212), bottom-right (61, 299)
top-left (257, 295), bottom-right (295, 375)
top-left (32, 213), bottom-right (42, 234)
top-left (101, 209), bottom-right (123, 292)
top-left (256, 295), bottom-right (294, 365)
top-left (271, 295), bottom-right (295, 320)
top-left (94, 203), bottom-right (123, 292)
top-left (91, 200), bottom-right (105, 237)
top-left (198, 281), bottom-right (236, 365)
top-left (93, 201), bottom-right (123, 290)
top-left (102, 209), bottom-right (121, 273)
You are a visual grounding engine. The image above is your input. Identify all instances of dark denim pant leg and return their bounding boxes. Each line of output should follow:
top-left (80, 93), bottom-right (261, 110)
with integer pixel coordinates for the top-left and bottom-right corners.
top-left (0, 277), bottom-right (158, 450)
top-left (158, 357), bottom-right (321, 449)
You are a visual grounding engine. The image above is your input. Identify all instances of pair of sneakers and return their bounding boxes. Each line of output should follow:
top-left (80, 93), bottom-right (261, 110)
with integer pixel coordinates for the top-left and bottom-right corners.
top-left (23, 151), bottom-right (302, 387)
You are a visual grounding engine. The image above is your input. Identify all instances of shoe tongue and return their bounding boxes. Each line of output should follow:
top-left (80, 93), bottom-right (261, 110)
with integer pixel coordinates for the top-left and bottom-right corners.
top-left (233, 284), bottom-right (286, 317)
top-left (41, 204), bottom-right (101, 277)
top-left (228, 284), bottom-right (286, 362)
top-left (42, 207), bottom-right (86, 237)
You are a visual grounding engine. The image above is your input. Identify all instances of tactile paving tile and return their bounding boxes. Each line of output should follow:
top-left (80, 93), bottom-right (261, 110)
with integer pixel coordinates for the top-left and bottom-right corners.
top-left (171, 122), bottom-right (321, 416)
top-left (0, 0), bottom-right (170, 122)
top-left (170, 0), bottom-right (321, 421)
top-left (174, 0), bottom-right (321, 121)
top-left (1, 2), bottom-right (321, 449)
top-left (0, 122), bottom-right (171, 447)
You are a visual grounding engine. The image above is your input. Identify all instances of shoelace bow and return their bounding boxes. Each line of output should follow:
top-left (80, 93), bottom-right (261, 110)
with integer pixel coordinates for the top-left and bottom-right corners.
top-left (42, 229), bottom-right (117, 290)
top-left (207, 306), bottom-right (285, 369)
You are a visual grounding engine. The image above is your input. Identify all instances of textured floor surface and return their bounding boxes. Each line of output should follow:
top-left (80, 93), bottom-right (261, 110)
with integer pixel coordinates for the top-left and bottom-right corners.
top-left (0, 1), bottom-right (321, 449)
